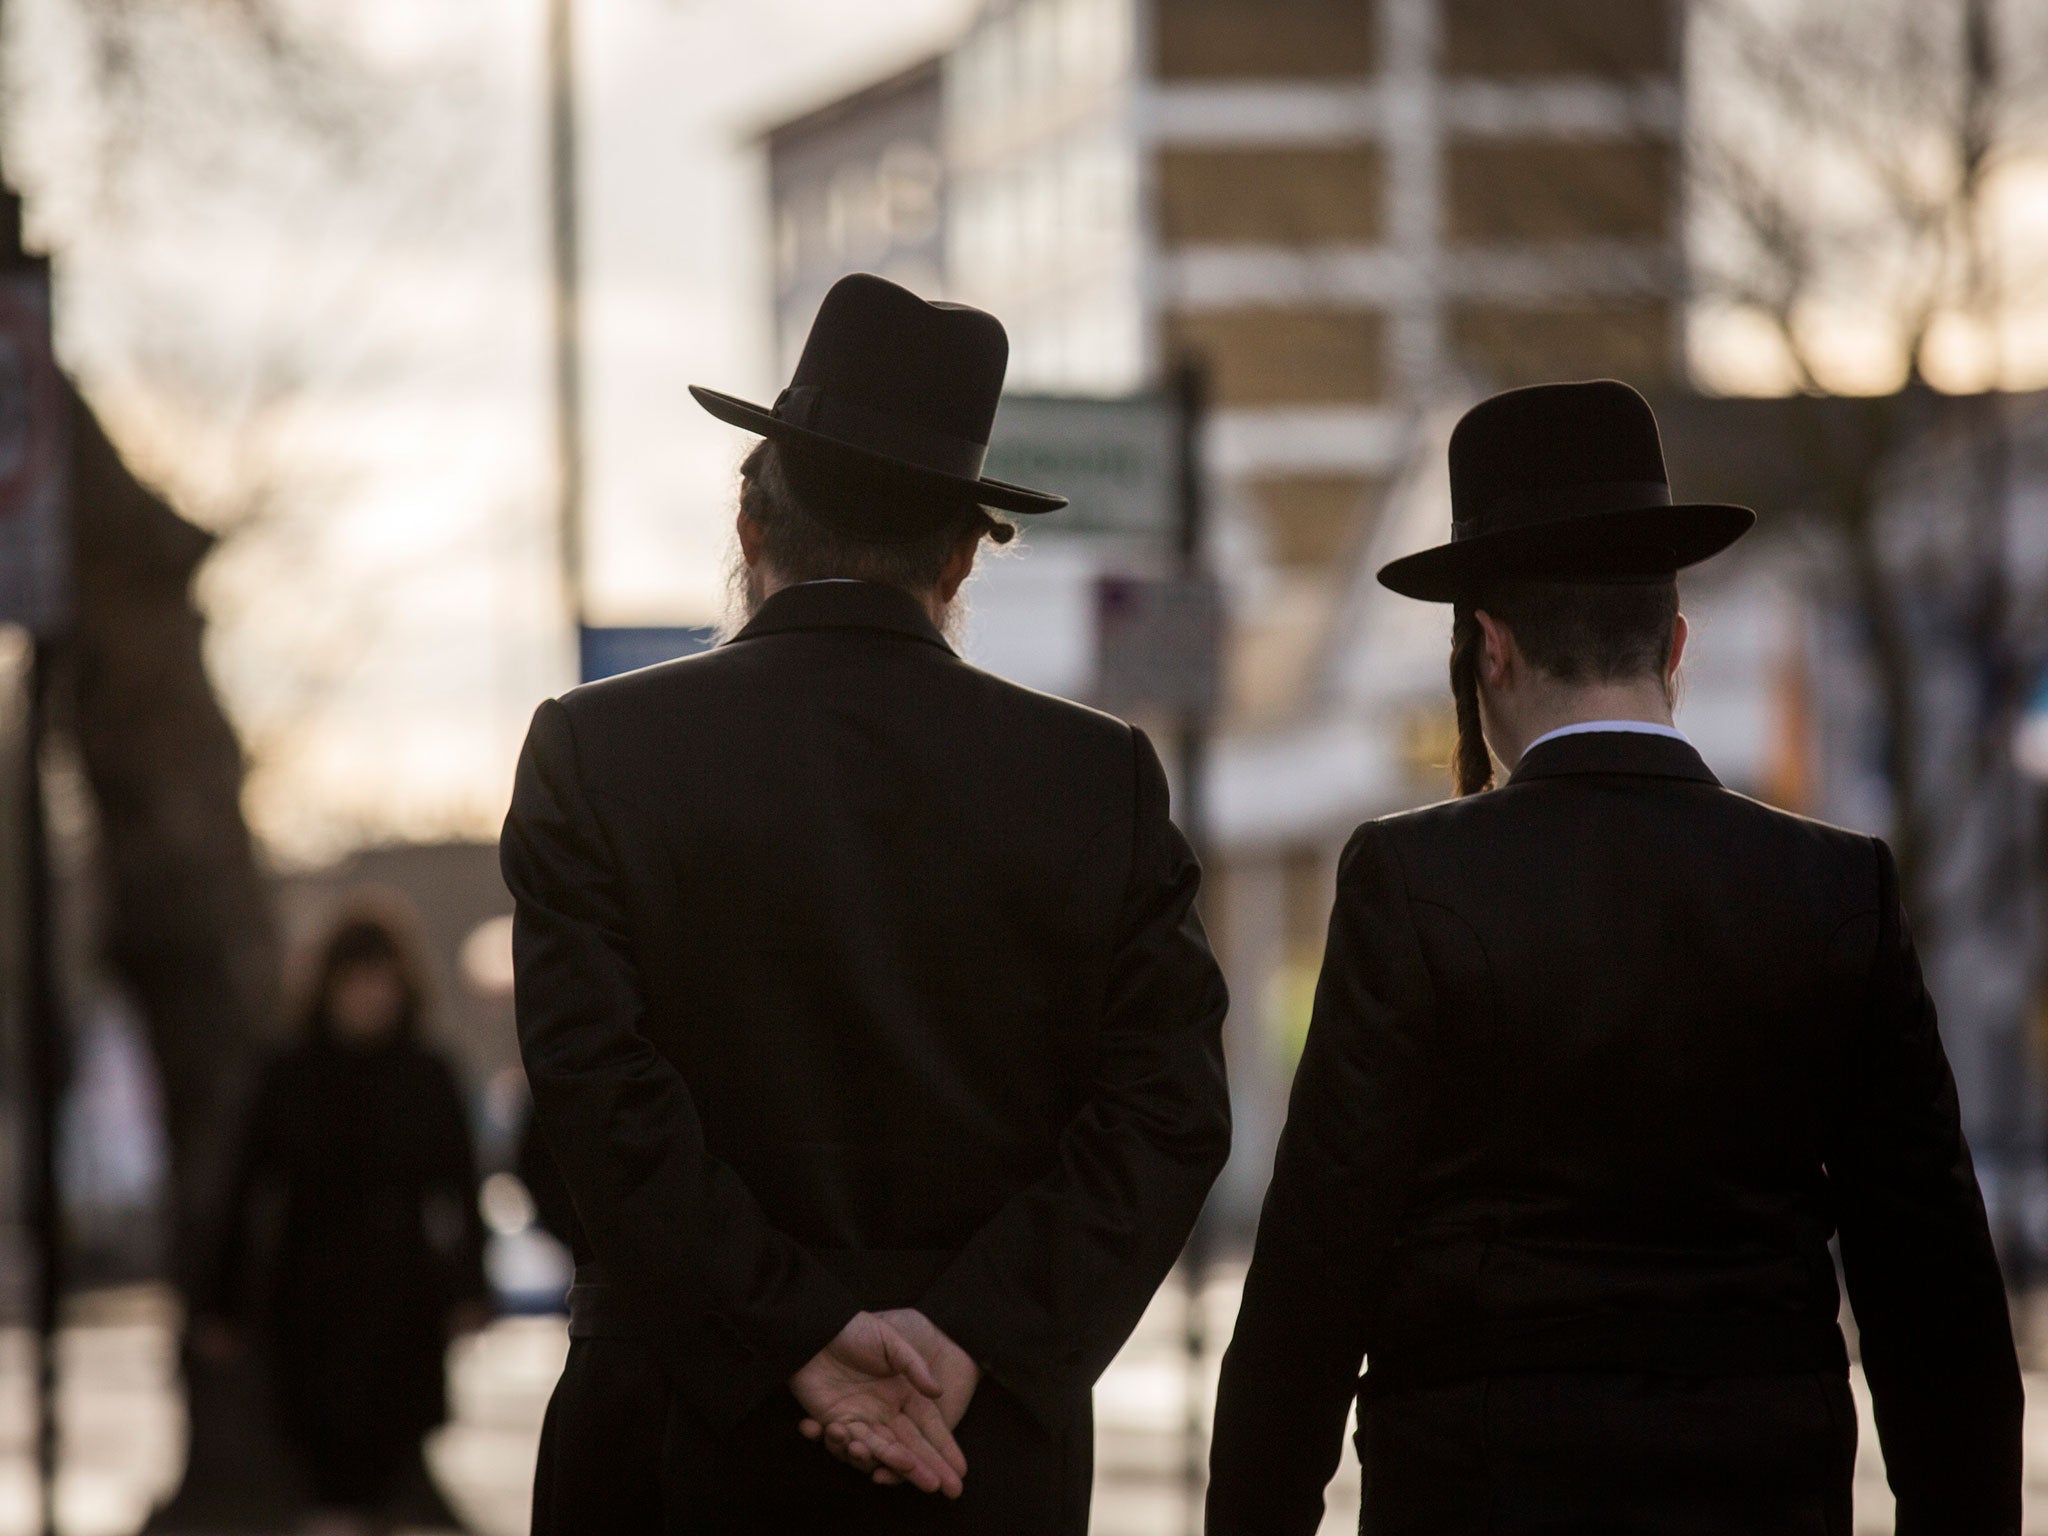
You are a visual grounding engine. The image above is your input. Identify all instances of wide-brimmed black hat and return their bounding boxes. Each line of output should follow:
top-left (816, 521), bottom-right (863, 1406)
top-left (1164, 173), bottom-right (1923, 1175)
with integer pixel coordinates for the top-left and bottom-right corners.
top-left (691, 272), bottom-right (1066, 530)
top-left (1376, 380), bottom-right (1754, 602)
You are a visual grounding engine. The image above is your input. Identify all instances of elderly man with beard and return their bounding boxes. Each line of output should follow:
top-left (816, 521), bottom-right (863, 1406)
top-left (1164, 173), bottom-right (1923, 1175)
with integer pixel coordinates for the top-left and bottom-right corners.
top-left (501, 273), bottom-right (1232, 1534)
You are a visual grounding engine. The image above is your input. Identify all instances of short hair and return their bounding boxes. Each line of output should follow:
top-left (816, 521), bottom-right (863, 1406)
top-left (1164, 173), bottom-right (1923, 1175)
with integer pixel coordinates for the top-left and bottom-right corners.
top-left (1449, 578), bottom-right (1681, 795)
top-left (1472, 578), bottom-right (1680, 684)
top-left (738, 439), bottom-right (1013, 595)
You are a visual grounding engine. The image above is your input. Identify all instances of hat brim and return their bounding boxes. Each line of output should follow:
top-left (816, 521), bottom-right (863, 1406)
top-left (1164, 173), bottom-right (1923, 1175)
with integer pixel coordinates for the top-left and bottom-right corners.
top-left (690, 385), bottom-right (1067, 515)
top-left (1375, 502), bottom-right (1756, 602)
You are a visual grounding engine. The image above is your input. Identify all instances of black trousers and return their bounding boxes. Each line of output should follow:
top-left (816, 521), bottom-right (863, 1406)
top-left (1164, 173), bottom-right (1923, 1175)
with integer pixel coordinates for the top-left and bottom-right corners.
top-left (531, 1337), bottom-right (1093, 1535)
top-left (1355, 1369), bottom-right (1859, 1535)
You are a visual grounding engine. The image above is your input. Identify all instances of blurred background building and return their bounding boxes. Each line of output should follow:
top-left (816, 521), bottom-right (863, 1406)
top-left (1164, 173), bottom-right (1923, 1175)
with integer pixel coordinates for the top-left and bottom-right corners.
top-left (755, 0), bottom-right (1943, 1226)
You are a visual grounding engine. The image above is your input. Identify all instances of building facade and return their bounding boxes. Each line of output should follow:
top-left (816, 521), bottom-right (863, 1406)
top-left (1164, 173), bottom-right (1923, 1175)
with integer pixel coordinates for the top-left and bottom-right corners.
top-left (767, 0), bottom-right (1684, 718)
top-left (766, 56), bottom-right (949, 380)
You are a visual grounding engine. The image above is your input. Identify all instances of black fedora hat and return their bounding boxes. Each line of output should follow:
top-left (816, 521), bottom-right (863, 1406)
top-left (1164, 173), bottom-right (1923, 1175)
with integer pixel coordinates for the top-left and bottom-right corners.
top-left (691, 272), bottom-right (1066, 528)
top-left (1376, 380), bottom-right (1754, 602)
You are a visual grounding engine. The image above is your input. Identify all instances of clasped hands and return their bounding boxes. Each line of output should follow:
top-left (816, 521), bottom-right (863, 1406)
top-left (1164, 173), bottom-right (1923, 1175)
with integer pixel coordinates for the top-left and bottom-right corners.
top-left (788, 1307), bottom-right (981, 1498)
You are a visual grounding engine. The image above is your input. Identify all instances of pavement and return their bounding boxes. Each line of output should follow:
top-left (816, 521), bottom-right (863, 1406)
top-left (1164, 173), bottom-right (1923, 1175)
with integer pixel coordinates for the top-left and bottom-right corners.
top-left (2, 1268), bottom-right (2046, 1534)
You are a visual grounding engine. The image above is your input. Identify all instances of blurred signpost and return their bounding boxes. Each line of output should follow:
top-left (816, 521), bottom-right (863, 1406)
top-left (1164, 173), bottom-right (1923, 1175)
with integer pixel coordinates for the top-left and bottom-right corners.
top-left (1093, 573), bottom-right (1223, 718)
top-left (984, 392), bottom-right (1178, 544)
top-left (0, 190), bottom-right (69, 1536)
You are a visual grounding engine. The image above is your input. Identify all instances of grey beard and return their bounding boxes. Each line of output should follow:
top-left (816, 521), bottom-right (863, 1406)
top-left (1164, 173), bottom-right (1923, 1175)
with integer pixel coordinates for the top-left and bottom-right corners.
top-left (717, 545), bottom-right (968, 648)
top-left (715, 544), bottom-right (765, 643)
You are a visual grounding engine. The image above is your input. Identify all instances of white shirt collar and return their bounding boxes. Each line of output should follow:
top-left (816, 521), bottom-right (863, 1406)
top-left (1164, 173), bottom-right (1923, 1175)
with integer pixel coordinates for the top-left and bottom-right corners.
top-left (1521, 719), bottom-right (1690, 760)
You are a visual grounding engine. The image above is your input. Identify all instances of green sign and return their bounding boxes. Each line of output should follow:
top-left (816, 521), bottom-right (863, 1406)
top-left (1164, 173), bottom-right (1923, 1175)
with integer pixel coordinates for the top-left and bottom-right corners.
top-left (982, 392), bottom-right (1177, 541)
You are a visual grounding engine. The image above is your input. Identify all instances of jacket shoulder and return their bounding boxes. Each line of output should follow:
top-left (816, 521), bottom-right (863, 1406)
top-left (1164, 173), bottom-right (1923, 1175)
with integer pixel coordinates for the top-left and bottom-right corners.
top-left (551, 642), bottom-right (734, 721)
top-left (962, 662), bottom-right (1135, 744)
top-left (542, 640), bottom-right (1139, 802)
top-left (559, 639), bottom-right (1133, 737)
top-left (1364, 778), bottom-right (1882, 890)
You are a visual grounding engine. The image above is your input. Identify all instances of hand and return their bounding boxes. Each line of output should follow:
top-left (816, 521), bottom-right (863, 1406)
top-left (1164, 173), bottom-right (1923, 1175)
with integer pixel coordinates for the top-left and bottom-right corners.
top-left (807, 1309), bottom-right (981, 1487)
top-left (789, 1311), bottom-right (966, 1497)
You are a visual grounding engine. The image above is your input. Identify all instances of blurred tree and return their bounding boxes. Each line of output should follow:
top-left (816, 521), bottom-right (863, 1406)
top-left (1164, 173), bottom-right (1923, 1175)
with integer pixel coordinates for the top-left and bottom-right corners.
top-left (2, 0), bottom-right (494, 1524)
top-left (1685, 0), bottom-right (2048, 932)
top-left (1679, 0), bottom-right (2048, 1273)
top-left (61, 378), bottom-right (300, 1526)
top-left (11, 0), bottom-right (506, 852)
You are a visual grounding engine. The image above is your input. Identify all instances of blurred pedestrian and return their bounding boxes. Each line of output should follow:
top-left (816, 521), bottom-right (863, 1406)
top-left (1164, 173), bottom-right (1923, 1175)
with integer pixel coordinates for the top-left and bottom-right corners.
top-left (502, 273), bottom-right (1231, 1533)
top-left (196, 902), bottom-right (492, 1536)
top-left (1208, 382), bottom-right (2022, 1534)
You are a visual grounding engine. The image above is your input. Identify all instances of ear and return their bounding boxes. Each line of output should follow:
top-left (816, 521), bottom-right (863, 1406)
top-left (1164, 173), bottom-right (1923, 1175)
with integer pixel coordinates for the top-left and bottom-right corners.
top-left (737, 509), bottom-right (764, 568)
top-left (1473, 608), bottom-right (1515, 688)
top-left (935, 528), bottom-right (981, 604)
top-left (1666, 611), bottom-right (1689, 682)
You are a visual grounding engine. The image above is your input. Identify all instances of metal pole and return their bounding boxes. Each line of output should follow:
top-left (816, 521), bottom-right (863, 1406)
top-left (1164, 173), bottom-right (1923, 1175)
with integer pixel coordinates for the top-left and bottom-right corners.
top-left (0, 158), bottom-right (62, 1536)
top-left (1172, 355), bottom-right (1212, 1536)
top-left (23, 636), bottom-right (60, 1536)
top-left (546, 0), bottom-right (588, 648)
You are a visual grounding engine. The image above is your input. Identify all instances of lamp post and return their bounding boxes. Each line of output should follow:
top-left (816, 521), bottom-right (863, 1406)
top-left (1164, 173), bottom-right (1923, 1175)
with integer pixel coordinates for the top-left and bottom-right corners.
top-left (0, 176), bottom-right (71, 1536)
top-left (1172, 354), bottom-right (1213, 1536)
top-left (546, 0), bottom-right (588, 648)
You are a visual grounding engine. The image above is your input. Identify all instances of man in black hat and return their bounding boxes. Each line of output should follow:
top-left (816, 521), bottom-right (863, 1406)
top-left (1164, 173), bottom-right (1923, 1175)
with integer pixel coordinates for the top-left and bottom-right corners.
top-left (1206, 380), bottom-right (2021, 1534)
top-left (501, 272), bottom-right (1231, 1533)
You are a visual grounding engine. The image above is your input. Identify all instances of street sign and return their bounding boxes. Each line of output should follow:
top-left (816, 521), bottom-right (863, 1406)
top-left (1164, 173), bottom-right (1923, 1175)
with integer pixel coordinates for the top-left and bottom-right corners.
top-left (2019, 666), bottom-right (2048, 781)
top-left (578, 624), bottom-right (717, 683)
top-left (0, 272), bottom-right (67, 635)
top-left (983, 393), bottom-right (1177, 541)
top-left (1093, 572), bottom-right (1222, 716)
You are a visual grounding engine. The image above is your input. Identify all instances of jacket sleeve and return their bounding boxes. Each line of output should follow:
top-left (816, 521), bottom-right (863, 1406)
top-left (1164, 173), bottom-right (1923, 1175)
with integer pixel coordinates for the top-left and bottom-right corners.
top-left (419, 1053), bottom-right (492, 1312)
top-left (915, 725), bottom-right (1231, 1433)
top-left (1207, 820), bottom-right (1439, 1536)
top-left (1826, 837), bottom-right (2023, 1536)
top-left (500, 697), bottom-right (861, 1425)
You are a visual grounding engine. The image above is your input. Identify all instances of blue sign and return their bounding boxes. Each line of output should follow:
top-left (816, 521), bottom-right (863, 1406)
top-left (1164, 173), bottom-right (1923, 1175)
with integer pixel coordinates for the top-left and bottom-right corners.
top-left (579, 625), bottom-right (718, 684)
top-left (2019, 665), bottom-right (2048, 781)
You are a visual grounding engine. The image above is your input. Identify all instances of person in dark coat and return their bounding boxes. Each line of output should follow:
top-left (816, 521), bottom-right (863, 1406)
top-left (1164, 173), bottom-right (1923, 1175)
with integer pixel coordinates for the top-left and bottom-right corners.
top-left (1207, 381), bottom-right (2023, 1535)
top-left (500, 272), bottom-right (1232, 1534)
top-left (199, 904), bottom-right (492, 1534)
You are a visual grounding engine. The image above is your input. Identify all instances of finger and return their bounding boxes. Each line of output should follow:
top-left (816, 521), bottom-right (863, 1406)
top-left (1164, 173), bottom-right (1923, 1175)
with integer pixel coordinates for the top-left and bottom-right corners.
top-left (877, 1324), bottom-right (943, 1398)
top-left (872, 1468), bottom-right (902, 1486)
top-left (799, 1418), bottom-right (822, 1440)
top-left (882, 1416), bottom-right (961, 1498)
top-left (863, 1425), bottom-right (942, 1494)
top-left (842, 1435), bottom-right (877, 1472)
top-left (904, 1394), bottom-right (969, 1482)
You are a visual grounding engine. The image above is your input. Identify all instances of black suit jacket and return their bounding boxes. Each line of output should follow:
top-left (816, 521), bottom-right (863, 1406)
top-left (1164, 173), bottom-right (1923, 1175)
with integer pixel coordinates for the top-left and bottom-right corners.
top-left (1208, 730), bottom-right (2021, 1534)
top-left (500, 580), bottom-right (1231, 1437)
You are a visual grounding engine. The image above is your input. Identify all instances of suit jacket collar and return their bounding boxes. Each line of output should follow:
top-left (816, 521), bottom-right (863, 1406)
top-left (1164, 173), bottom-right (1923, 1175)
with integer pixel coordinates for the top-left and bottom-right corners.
top-left (728, 580), bottom-right (954, 654)
top-left (1507, 728), bottom-right (1721, 788)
